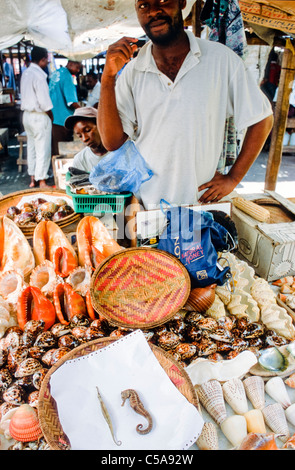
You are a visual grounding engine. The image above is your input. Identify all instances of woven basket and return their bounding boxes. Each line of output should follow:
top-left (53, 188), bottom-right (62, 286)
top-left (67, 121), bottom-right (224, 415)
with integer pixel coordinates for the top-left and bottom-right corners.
top-left (38, 337), bottom-right (199, 450)
top-left (90, 247), bottom-right (191, 329)
top-left (0, 188), bottom-right (81, 237)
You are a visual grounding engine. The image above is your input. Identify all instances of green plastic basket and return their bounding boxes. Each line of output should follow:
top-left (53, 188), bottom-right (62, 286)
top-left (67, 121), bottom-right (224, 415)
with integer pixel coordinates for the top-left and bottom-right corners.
top-left (65, 185), bottom-right (131, 214)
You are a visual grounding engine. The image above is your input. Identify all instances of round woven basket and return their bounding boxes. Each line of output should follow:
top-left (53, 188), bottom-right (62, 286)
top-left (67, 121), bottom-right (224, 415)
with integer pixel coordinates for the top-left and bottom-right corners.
top-left (90, 247), bottom-right (191, 329)
top-left (0, 188), bottom-right (81, 237)
top-left (38, 337), bottom-right (199, 450)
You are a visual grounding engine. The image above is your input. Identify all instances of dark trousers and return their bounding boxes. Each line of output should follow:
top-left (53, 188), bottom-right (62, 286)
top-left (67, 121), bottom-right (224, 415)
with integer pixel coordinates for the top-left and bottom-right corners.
top-left (52, 124), bottom-right (73, 156)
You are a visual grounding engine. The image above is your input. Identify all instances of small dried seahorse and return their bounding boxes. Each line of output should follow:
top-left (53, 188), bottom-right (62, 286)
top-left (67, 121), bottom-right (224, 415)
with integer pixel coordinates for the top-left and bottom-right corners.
top-left (121, 389), bottom-right (153, 435)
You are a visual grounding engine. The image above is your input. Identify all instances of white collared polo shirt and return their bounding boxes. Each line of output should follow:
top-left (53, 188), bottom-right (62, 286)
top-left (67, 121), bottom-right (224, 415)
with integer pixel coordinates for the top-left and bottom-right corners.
top-left (115, 30), bottom-right (272, 209)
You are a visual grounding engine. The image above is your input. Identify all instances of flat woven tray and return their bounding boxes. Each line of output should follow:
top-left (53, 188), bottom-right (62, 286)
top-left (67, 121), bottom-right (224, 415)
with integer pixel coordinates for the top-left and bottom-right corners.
top-left (38, 337), bottom-right (199, 450)
top-left (90, 247), bottom-right (191, 329)
top-left (0, 188), bottom-right (81, 237)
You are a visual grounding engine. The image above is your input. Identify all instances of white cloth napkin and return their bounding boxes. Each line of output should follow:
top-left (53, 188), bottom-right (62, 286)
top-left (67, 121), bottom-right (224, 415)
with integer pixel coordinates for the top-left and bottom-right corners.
top-left (49, 330), bottom-right (203, 450)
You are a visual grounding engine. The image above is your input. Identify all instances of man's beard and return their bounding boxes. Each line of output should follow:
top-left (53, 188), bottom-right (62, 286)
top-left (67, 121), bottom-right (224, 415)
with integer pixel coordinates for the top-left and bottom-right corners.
top-left (143, 11), bottom-right (184, 45)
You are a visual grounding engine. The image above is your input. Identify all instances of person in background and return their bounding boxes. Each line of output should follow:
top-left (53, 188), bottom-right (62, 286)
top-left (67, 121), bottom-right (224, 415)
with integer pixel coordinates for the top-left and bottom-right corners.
top-left (98, 0), bottom-right (273, 209)
top-left (49, 60), bottom-right (81, 156)
top-left (20, 46), bottom-right (53, 188)
top-left (2, 55), bottom-right (16, 90)
top-left (64, 107), bottom-right (108, 172)
top-left (85, 71), bottom-right (101, 108)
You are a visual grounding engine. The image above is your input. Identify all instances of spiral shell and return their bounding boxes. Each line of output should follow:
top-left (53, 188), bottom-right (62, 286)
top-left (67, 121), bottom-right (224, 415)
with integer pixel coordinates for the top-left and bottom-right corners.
top-left (262, 403), bottom-right (290, 442)
top-left (265, 376), bottom-right (291, 410)
top-left (222, 378), bottom-right (248, 415)
top-left (9, 404), bottom-right (43, 442)
top-left (196, 422), bottom-right (219, 450)
top-left (243, 375), bottom-right (265, 409)
top-left (29, 260), bottom-right (60, 297)
top-left (196, 380), bottom-right (227, 425)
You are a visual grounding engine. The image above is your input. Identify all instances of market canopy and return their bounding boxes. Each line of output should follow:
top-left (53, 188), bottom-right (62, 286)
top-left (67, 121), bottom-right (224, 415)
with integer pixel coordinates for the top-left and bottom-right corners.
top-left (0, 0), bottom-right (195, 60)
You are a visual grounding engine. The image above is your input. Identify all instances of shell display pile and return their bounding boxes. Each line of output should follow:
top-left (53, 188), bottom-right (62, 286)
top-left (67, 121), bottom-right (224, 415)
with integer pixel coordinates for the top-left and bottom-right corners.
top-left (1, 217), bottom-right (295, 450)
top-left (195, 374), bottom-right (295, 450)
top-left (6, 198), bottom-right (74, 226)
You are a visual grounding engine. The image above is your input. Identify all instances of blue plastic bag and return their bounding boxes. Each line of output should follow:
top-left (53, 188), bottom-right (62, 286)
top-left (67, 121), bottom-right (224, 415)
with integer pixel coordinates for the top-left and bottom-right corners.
top-left (89, 140), bottom-right (153, 193)
top-left (157, 205), bottom-right (232, 287)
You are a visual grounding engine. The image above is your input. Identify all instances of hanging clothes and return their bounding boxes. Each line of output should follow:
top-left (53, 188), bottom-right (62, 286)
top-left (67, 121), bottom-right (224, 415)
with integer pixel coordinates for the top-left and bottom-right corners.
top-left (201, 0), bottom-right (248, 171)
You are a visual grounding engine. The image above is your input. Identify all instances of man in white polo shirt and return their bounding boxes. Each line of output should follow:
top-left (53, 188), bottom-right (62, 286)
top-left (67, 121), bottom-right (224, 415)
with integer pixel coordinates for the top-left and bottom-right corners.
top-left (98, 0), bottom-right (273, 210)
top-left (20, 46), bottom-right (53, 188)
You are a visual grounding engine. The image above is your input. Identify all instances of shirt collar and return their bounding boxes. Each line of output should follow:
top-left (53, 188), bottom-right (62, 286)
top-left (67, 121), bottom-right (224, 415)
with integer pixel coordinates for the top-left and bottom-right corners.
top-left (30, 62), bottom-right (48, 78)
top-left (135, 30), bottom-right (201, 72)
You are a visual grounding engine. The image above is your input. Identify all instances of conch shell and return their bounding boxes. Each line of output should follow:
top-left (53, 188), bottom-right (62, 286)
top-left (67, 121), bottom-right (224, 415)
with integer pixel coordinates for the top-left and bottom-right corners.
top-left (17, 285), bottom-right (56, 330)
top-left (0, 216), bottom-right (35, 279)
top-left (33, 220), bottom-right (78, 277)
top-left (29, 260), bottom-right (60, 297)
top-left (238, 432), bottom-right (280, 450)
top-left (76, 215), bottom-right (122, 269)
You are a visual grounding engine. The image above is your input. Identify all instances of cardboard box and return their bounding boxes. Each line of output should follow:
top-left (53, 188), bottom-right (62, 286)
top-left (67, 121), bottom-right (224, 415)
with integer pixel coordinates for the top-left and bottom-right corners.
top-left (231, 191), bottom-right (295, 281)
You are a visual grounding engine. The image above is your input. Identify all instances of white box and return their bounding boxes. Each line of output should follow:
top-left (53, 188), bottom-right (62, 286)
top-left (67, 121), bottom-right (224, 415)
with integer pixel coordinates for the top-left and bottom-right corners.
top-left (231, 191), bottom-right (295, 281)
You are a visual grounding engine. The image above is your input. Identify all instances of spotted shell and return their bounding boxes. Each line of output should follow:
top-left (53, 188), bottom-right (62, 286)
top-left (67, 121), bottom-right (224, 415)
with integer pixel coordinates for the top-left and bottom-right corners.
top-left (14, 358), bottom-right (43, 378)
top-left (9, 404), bottom-right (43, 442)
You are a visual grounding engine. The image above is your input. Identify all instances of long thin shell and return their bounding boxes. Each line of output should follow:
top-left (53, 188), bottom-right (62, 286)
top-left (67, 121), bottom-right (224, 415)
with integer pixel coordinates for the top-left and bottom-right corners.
top-left (96, 387), bottom-right (121, 446)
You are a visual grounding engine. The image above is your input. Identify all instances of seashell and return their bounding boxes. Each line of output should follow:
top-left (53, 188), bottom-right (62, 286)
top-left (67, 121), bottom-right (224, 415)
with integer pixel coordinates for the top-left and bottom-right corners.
top-left (14, 358), bottom-right (43, 377)
top-left (243, 409), bottom-right (266, 433)
top-left (0, 368), bottom-right (13, 391)
top-left (186, 284), bottom-right (216, 313)
top-left (238, 432), bottom-right (280, 450)
top-left (174, 342), bottom-right (197, 361)
top-left (0, 347), bottom-right (8, 367)
top-left (23, 319), bottom-right (45, 336)
top-left (285, 403), bottom-right (295, 427)
top-left (220, 415), bottom-right (248, 447)
top-left (84, 326), bottom-right (105, 342)
top-left (41, 348), bottom-right (57, 366)
top-left (227, 289), bottom-right (260, 322)
top-left (262, 403), bottom-right (290, 442)
top-left (29, 260), bottom-right (60, 297)
top-left (3, 384), bottom-right (26, 405)
top-left (251, 278), bottom-right (277, 308)
top-left (34, 331), bottom-right (57, 348)
top-left (0, 402), bottom-right (16, 420)
top-left (260, 303), bottom-right (295, 340)
top-left (3, 329), bottom-right (22, 350)
top-left (7, 346), bottom-right (28, 373)
top-left (50, 322), bottom-right (72, 338)
top-left (14, 375), bottom-right (33, 390)
top-left (0, 269), bottom-right (26, 310)
top-left (215, 285), bottom-right (231, 305)
top-left (222, 378), bottom-right (248, 415)
top-left (196, 380), bottom-right (227, 425)
top-left (195, 337), bottom-right (218, 357)
top-left (71, 325), bottom-right (88, 341)
top-left (184, 311), bottom-right (204, 326)
top-left (50, 347), bottom-right (71, 365)
top-left (196, 422), bottom-right (219, 450)
top-left (243, 375), bottom-right (265, 409)
top-left (21, 331), bottom-right (36, 348)
top-left (0, 216), bottom-right (35, 278)
top-left (57, 334), bottom-right (79, 349)
top-left (283, 433), bottom-right (295, 450)
top-left (0, 406), bottom-right (18, 440)
top-left (157, 331), bottom-right (181, 350)
top-left (186, 350), bottom-right (257, 386)
top-left (32, 368), bottom-right (48, 390)
top-left (28, 346), bottom-right (47, 360)
top-left (69, 314), bottom-right (91, 328)
top-left (205, 294), bottom-right (226, 320)
top-left (265, 376), bottom-right (291, 409)
top-left (67, 265), bottom-right (93, 296)
top-left (9, 404), bottom-right (43, 442)
top-left (285, 372), bottom-right (295, 389)
top-left (28, 390), bottom-right (39, 408)
top-left (258, 346), bottom-right (289, 372)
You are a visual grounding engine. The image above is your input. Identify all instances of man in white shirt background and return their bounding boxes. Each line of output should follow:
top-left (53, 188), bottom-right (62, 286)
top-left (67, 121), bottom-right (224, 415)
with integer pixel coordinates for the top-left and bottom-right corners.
top-left (85, 71), bottom-right (101, 108)
top-left (20, 46), bottom-right (53, 188)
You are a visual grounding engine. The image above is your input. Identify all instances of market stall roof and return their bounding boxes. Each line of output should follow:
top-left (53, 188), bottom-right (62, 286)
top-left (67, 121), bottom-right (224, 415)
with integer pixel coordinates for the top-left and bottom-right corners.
top-left (0, 0), bottom-right (195, 60)
top-left (240, 1), bottom-right (295, 37)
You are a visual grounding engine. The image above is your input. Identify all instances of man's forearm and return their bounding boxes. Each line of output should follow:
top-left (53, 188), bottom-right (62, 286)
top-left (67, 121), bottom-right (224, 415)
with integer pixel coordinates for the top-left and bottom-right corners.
top-left (228, 114), bottom-right (273, 184)
top-left (97, 75), bottom-right (128, 151)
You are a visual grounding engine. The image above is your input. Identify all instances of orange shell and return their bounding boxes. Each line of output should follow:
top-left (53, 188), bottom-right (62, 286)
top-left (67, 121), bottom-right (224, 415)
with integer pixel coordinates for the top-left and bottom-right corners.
top-left (9, 404), bottom-right (43, 442)
top-left (186, 284), bottom-right (217, 312)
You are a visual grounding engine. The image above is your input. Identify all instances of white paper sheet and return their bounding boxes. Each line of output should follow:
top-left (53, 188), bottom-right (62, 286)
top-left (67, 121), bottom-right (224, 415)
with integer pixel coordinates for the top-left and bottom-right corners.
top-left (49, 330), bottom-right (204, 450)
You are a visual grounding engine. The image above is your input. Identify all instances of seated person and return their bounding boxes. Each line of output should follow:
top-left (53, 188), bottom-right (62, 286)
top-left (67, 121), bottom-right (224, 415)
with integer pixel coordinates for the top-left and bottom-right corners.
top-left (64, 107), bottom-right (108, 173)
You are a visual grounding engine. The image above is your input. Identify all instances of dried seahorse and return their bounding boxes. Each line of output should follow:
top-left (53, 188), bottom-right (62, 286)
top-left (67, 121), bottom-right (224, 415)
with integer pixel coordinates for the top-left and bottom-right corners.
top-left (121, 389), bottom-right (153, 435)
